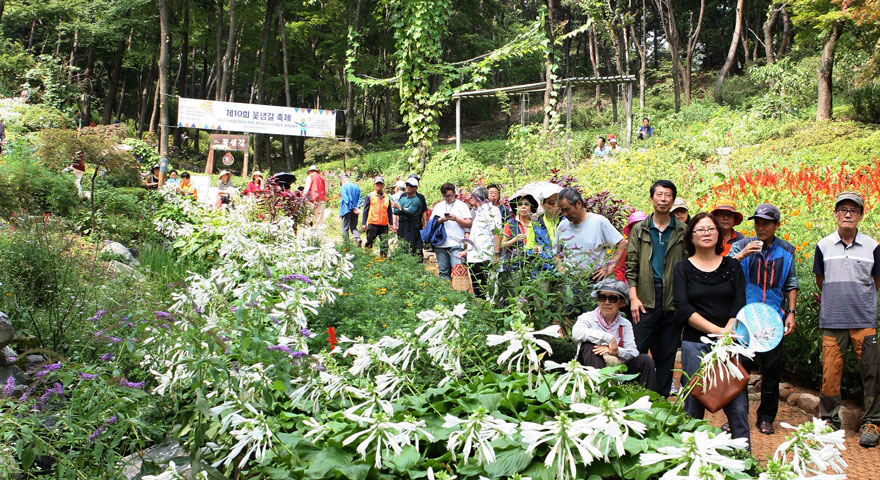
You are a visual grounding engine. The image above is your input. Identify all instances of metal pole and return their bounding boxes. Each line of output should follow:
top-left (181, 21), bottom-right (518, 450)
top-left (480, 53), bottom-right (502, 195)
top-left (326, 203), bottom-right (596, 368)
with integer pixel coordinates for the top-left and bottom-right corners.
top-left (520, 94), bottom-right (526, 127)
top-left (455, 98), bottom-right (461, 151)
top-left (626, 82), bottom-right (633, 149)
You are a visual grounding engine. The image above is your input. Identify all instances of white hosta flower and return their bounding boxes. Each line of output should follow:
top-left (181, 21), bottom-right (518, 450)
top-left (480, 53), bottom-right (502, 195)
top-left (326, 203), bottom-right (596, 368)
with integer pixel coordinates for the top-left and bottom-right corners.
top-left (342, 412), bottom-right (409, 469)
top-left (394, 415), bottom-right (436, 451)
top-left (696, 333), bottom-right (755, 393)
top-left (570, 396), bottom-right (651, 459)
top-left (640, 430), bottom-right (748, 477)
top-left (486, 321), bottom-right (560, 374)
top-left (303, 417), bottom-right (331, 443)
top-left (427, 467), bottom-right (458, 480)
top-left (375, 371), bottom-right (410, 400)
top-left (773, 418), bottom-right (847, 476)
top-left (208, 403), bottom-right (275, 469)
top-left (544, 360), bottom-right (603, 402)
top-left (443, 408), bottom-right (518, 465)
top-left (344, 390), bottom-right (394, 423)
top-left (520, 412), bottom-right (602, 480)
top-left (343, 340), bottom-right (386, 376)
top-left (141, 461), bottom-right (186, 480)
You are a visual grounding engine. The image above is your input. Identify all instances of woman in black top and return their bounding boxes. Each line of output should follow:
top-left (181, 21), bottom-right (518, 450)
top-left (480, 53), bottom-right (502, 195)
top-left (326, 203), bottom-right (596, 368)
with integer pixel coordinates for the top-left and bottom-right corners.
top-left (673, 212), bottom-right (750, 449)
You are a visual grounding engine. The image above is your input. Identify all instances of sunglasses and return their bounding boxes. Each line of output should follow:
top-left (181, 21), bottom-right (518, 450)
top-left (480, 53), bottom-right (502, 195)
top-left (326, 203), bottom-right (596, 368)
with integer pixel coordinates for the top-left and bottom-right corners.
top-left (597, 294), bottom-right (621, 303)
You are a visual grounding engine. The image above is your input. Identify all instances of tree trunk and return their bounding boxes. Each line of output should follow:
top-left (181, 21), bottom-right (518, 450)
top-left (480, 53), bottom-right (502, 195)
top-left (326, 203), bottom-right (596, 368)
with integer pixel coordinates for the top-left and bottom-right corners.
top-left (173, 0), bottom-right (189, 148)
top-left (762, 5), bottom-right (780, 64)
top-left (27, 19), bottom-right (35, 50)
top-left (82, 45), bottom-right (96, 125)
top-left (218, 0), bottom-right (236, 102)
top-left (137, 68), bottom-right (153, 138)
top-left (254, 0), bottom-right (275, 173)
top-left (67, 29), bottom-right (78, 86)
top-left (630, 0), bottom-right (648, 110)
top-left (158, 0), bottom-right (171, 160)
top-left (149, 73), bottom-right (160, 135)
top-left (0, 0), bottom-right (5, 24)
top-left (214, 0), bottom-right (224, 101)
top-left (654, 0), bottom-right (682, 112)
top-left (277, 2), bottom-right (292, 169)
top-left (682, 0), bottom-right (705, 105)
top-left (588, 26), bottom-right (602, 113)
top-left (102, 40), bottom-right (126, 124)
top-left (714, 0), bottom-right (744, 104)
top-left (345, 0), bottom-right (362, 143)
top-left (543, 0), bottom-right (555, 130)
top-left (816, 21), bottom-right (842, 121)
top-left (778, 5), bottom-right (791, 57)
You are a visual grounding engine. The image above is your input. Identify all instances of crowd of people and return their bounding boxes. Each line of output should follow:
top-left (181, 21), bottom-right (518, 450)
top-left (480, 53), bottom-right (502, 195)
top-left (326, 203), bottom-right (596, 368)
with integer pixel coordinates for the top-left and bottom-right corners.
top-left (591, 117), bottom-right (655, 159)
top-left (345, 175), bottom-right (879, 451)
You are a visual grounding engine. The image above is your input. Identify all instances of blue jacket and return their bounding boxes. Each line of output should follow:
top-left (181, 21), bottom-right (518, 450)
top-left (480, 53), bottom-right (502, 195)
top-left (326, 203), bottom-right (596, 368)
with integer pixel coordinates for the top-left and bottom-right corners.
top-left (339, 182), bottom-right (362, 217)
top-left (420, 216), bottom-right (447, 247)
top-left (732, 236), bottom-right (797, 313)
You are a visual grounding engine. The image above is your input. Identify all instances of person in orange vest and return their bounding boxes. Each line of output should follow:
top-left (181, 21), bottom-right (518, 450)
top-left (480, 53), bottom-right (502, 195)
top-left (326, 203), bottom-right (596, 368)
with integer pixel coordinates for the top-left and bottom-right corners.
top-left (304, 165), bottom-right (328, 226)
top-left (361, 176), bottom-right (393, 257)
top-left (711, 199), bottom-right (745, 256)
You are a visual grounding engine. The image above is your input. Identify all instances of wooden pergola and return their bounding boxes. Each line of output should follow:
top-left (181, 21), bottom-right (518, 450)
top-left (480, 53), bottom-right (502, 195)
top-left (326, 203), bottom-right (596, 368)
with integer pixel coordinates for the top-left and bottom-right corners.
top-left (451, 75), bottom-right (637, 158)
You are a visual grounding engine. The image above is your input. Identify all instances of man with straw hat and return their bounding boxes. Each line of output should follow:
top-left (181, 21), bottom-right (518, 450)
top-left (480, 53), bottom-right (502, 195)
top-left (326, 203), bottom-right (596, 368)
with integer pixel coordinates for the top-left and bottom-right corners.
top-left (304, 165), bottom-right (328, 226)
top-left (711, 198), bottom-right (744, 256)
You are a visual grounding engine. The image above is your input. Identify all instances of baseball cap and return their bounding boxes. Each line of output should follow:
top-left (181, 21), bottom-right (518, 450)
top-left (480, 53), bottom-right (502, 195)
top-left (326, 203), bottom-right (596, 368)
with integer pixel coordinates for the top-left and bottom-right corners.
top-left (374, 176), bottom-right (385, 184)
top-left (835, 191), bottom-right (864, 208)
top-left (748, 203), bottom-right (781, 222)
top-left (308, 165), bottom-right (319, 172)
top-left (407, 173), bottom-right (421, 181)
top-left (609, 137), bottom-right (618, 144)
top-left (405, 178), bottom-right (419, 187)
top-left (671, 197), bottom-right (688, 213)
top-left (395, 180), bottom-right (406, 189)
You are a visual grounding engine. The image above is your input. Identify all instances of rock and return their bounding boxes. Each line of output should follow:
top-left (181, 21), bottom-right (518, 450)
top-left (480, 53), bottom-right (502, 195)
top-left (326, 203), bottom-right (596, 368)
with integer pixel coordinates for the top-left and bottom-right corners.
top-left (120, 441), bottom-right (190, 480)
top-left (787, 392), bottom-right (802, 406)
top-left (101, 242), bottom-right (139, 266)
top-left (1, 346), bottom-right (16, 367)
top-left (107, 260), bottom-right (145, 281)
top-left (798, 393), bottom-right (820, 415)
top-left (0, 365), bottom-right (29, 397)
top-left (0, 311), bottom-right (13, 351)
top-left (779, 384), bottom-right (794, 401)
top-left (25, 354), bottom-right (46, 372)
top-left (748, 374), bottom-right (761, 386)
top-left (748, 392), bottom-right (761, 402)
top-left (840, 405), bottom-right (864, 432)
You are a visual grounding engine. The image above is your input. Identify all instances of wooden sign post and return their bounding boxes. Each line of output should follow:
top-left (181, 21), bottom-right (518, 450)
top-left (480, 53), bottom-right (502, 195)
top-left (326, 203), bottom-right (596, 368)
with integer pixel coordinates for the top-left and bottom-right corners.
top-left (205, 134), bottom-right (250, 178)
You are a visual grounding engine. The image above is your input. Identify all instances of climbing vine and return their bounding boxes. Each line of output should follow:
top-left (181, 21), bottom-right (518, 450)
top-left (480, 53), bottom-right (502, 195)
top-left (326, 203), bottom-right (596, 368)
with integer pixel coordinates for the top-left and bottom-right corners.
top-left (347, 2), bottom-right (549, 172)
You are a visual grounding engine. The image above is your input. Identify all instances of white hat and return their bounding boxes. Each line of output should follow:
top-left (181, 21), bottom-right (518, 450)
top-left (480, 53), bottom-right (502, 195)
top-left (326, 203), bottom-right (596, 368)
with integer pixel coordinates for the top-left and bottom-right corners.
top-left (308, 165), bottom-right (319, 172)
top-left (253, 171), bottom-right (263, 178)
top-left (406, 178), bottom-right (419, 187)
top-left (609, 137), bottom-right (618, 144)
top-left (219, 170), bottom-right (231, 178)
top-left (395, 180), bottom-right (406, 189)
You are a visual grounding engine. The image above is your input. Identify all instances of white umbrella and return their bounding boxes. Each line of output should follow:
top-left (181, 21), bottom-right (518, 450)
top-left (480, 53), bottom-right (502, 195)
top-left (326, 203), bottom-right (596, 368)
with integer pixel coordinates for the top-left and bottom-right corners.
top-left (509, 181), bottom-right (563, 214)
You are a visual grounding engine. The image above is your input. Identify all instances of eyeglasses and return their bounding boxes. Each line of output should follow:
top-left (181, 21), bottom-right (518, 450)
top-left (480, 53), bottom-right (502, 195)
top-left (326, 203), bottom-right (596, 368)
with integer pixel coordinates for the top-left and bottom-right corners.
top-left (597, 294), bottom-right (621, 303)
top-left (836, 207), bottom-right (861, 216)
top-left (694, 227), bottom-right (717, 236)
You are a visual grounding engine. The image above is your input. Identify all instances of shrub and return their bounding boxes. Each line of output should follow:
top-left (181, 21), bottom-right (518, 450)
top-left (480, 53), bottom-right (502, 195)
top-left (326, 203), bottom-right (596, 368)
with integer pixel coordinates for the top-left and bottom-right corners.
top-left (0, 142), bottom-right (80, 217)
top-left (122, 137), bottom-right (161, 166)
top-left (72, 187), bottom-right (165, 244)
top-left (747, 56), bottom-right (818, 117)
top-left (0, 40), bottom-right (34, 97)
top-left (305, 137), bottom-right (365, 165)
top-left (13, 103), bottom-right (69, 132)
top-left (21, 54), bottom-right (79, 109)
top-left (33, 128), bottom-right (141, 187)
top-left (851, 85), bottom-right (880, 124)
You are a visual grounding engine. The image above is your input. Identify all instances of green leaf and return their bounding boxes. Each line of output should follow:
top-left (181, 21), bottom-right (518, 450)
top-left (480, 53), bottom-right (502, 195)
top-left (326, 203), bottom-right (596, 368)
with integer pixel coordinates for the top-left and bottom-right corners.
top-left (390, 445), bottom-right (420, 472)
top-left (477, 393), bottom-right (503, 412)
top-left (534, 381), bottom-right (551, 403)
top-left (336, 463), bottom-right (371, 480)
top-left (304, 447), bottom-right (353, 478)
top-left (482, 448), bottom-right (532, 477)
top-left (21, 446), bottom-right (35, 471)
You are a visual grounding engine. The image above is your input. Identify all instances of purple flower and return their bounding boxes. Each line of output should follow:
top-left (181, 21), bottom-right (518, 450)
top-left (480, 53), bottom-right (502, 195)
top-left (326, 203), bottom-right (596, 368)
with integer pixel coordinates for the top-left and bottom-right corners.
top-left (89, 310), bottom-right (107, 322)
top-left (108, 336), bottom-right (122, 343)
top-left (290, 351), bottom-right (307, 358)
top-left (219, 335), bottom-right (231, 342)
top-left (3, 377), bottom-right (14, 396)
top-left (88, 425), bottom-right (106, 442)
top-left (127, 322), bottom-right (135, 328)
top-left (79, 373), bottom-right (98, 380)
top-left (107, 415), bottom-right (118, 424)
top-left (119, 378), bottom-right (145, 389)
top-left (5, 356), bottom-right (15, 364)
top-left (35, 362), bottom-right (62, 378)
top-left (160, 324), bottom-right (170, 331)
top-left (231, 306), bottom-right (238, 313)
top-left (166, 283), bottom-right (174, 288)
top-left (153, 311), bottom-right (172, 319)
top-left (270, 316), bottom-right (281, 325)
top-left (278, 284), bottom-right (292, 291)
top-left (267, 345), bottom-right (292, 354)
top-left (194, 306), bottom-right (203, 314)
top-left (100, 353), bottom-right (115, 362)
top-left (299, 328), bottom-right (312, 338)
top-left (38, 382), bottom-right (64, 404)
top-left (280, 274), bottom-right (313, 285)
top-left (264, 266), bottom-right (273, 278)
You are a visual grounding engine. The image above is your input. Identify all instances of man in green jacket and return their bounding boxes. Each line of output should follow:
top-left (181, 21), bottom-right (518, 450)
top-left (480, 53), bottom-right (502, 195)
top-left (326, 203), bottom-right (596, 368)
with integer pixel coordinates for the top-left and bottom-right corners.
top-left (625, 180), bottom-right (687, 397)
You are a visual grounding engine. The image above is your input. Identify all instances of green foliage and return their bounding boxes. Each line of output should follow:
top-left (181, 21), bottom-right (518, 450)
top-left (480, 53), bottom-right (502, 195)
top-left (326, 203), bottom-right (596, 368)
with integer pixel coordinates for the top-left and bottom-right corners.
top-left (305, 138), bottom-right (365, 165)
top-left (504, 124), bottom-right (567, 182)
top-left (0, 217), bottom-right (98, 353)
top-left (122, 137), bottom-right (161, 166)
top-left (73, 187), bottom-right (165, 245)
top-left (33, 128), bottom-right (141, 184)
top-left (22, 54), bottom-right (79, 109)
top-left (310, 245), bottom-right (473, 340)
top-left (12, 103), bottom-right (69, 132)
top-left (0, 40), bottom-right (35, 97)
top-left (747, 56), bottom-right (819, 117)
top-left (851, 85), bottom-right (880, 123)
top-left (0, 141), bottom-right (80, 217)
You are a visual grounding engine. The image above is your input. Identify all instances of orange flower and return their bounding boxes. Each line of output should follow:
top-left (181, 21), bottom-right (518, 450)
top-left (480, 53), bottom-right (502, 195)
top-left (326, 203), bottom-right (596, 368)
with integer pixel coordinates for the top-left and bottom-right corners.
top-left (784, 233), bottom-right (790, 241)
top-left (806, 222), bottom-right (812, 229)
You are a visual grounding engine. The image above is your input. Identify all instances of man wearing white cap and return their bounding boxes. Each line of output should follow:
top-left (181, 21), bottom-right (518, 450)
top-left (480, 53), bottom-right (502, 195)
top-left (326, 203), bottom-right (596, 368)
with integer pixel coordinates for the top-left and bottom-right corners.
top-left (361, 176), bottom-right (393, 257)
top-left (304, 165), bottom-right (328, 226)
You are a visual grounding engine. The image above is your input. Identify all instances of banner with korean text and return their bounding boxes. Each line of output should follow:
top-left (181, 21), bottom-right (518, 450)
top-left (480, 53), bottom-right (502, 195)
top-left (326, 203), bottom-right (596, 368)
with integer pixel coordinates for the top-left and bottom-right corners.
top-left (177, 97), bottom-right (336, 138)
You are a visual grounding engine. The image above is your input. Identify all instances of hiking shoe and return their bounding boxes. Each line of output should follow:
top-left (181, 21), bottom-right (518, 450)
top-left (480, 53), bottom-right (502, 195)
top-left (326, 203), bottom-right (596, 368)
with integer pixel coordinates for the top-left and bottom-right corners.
top-left (860, 423), bottom-right (880, 448)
